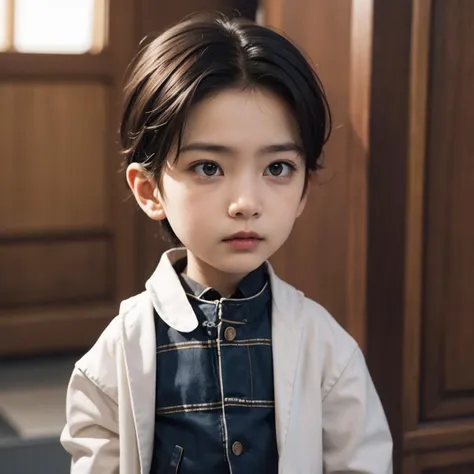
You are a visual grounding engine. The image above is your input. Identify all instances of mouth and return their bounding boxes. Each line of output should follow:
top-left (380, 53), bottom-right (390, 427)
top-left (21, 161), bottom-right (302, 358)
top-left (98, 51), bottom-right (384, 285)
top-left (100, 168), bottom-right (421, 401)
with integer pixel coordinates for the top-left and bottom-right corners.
top-left (222, 232), bottom-right (264, 250)
top-left (223, 231), bottom-right (263, 241)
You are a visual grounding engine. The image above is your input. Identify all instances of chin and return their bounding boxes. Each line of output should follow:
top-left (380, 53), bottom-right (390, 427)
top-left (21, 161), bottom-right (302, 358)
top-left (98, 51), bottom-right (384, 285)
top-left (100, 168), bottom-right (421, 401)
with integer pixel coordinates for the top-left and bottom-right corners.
top-left (215, 252), bottom-right (267, 275)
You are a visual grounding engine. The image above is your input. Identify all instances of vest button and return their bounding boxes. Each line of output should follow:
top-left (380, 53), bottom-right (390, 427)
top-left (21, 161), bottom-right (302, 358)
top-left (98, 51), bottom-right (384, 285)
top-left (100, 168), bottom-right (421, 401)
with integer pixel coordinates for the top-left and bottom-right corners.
top-left (232, 441), bottom-right (243, 456)
top-left (224, 326), bottom-right (236, 341)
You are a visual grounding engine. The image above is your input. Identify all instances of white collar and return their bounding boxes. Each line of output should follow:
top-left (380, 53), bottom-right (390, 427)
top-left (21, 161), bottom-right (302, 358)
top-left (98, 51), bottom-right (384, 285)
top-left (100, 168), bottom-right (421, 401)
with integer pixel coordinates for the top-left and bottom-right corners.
top-left (144, 247), bottom-right (302, 332)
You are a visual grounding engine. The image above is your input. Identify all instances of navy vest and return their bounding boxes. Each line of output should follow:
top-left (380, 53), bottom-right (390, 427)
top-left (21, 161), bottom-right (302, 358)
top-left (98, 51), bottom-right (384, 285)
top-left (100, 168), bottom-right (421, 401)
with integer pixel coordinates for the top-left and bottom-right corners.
top-left (150, 261), bottom-right (279, 473)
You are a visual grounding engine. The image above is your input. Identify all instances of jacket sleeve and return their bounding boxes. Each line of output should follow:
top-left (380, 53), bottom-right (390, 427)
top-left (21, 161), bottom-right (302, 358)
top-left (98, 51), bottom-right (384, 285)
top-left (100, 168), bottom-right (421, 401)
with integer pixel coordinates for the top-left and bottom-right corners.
top-left (322, 347), bottom-right (393, 473)
top-left (61, 366), bottom-right (119, 474)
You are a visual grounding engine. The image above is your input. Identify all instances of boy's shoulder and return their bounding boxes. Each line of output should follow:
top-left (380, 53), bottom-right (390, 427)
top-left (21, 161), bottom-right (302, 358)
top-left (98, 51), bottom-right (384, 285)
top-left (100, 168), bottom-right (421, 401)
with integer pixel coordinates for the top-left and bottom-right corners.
top-left (302, 294), bottom-right (357, 348)
top-left (273, 273), bottom-right (360, 388)
top-left (272, 272), bottom-right (358, 352)
top-left (73, 291), bottom-right (151, 398)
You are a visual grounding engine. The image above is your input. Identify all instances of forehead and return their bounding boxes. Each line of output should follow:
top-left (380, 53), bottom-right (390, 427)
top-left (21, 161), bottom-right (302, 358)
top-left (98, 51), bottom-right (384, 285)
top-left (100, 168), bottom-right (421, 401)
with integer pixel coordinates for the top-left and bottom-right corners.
top-left (181, 87), bottom-right (299, 147)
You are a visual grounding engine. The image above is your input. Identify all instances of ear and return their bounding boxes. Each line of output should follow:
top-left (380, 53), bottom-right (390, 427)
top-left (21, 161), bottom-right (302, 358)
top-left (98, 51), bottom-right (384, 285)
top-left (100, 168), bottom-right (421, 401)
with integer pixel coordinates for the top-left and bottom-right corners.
top-left (126, 163), bottom-right (166, 221)
top-left (296, 172), bottom-right (313, 218)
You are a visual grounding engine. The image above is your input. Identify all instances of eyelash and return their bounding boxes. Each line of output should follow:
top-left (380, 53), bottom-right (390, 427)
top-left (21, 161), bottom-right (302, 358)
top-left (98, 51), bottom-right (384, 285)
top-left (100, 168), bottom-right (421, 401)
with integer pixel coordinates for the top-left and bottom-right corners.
top-left (190, 160), bottom-right (298, 178)
top-left (265, 161), bottom-right (298, 177)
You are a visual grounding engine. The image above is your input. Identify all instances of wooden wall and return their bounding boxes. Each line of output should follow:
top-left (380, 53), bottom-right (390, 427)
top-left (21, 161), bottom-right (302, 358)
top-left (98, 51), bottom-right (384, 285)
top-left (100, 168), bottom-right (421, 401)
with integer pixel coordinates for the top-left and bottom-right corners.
top-left (0, 0), bottom-right (138, 355)
top-left (264, 0), bottom-right (371, 346)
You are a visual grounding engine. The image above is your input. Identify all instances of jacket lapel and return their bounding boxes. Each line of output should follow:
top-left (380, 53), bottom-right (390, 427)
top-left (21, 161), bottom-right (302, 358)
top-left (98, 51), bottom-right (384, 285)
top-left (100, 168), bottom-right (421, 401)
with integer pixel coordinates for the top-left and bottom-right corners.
top-left (267, 264), bottom-right (305, 456)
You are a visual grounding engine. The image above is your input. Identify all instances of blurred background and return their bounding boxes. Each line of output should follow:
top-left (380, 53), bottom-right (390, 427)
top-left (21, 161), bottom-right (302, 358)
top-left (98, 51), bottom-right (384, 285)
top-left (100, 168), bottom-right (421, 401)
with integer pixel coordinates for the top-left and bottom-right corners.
top-left (0, 0), bottom-right (473, 473)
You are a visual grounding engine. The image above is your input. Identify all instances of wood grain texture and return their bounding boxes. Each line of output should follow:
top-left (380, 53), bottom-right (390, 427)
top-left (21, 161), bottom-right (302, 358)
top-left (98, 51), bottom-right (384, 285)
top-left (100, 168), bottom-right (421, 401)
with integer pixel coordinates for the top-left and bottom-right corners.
top-left (403, 0), bottom-right (432, 431)
top-left (404, 448), bottom-right (474, 473)
top-left (0, 0), bottom-right (139, 356)
top-left (0, 82), bottom-right (108, 233)
top-left (421, 0), bottom-right (474, 421)
top-left (367, 0), bottom-right (474, 471)
top-left (366, 2), bottom-right (413, 469)
top-left (0, 303), bottom-right (116, 356)
top-left (264, 0), bottom-right (358, 337)
top-left (0, 236), bottom-right (112, 307)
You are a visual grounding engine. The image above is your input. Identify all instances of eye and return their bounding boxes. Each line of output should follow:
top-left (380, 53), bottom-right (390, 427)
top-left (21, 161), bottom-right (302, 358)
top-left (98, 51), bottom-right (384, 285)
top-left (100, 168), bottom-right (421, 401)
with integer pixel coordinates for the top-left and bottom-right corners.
top-left (193, 162), bottom-right (223, 177)
top-left (265, 161), bottom-right (296, 177)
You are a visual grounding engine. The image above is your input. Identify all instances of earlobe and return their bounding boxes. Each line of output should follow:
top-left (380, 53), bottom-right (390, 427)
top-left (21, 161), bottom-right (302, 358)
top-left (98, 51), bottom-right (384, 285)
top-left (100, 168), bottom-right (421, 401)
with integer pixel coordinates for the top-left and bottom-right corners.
top-left (126, 163), bottom-right (167, 221)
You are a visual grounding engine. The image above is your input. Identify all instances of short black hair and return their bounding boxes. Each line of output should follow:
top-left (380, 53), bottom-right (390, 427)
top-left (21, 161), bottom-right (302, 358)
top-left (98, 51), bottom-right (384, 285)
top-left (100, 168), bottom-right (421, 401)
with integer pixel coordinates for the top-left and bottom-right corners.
top-left (120, 12), bottom-right (331, 244)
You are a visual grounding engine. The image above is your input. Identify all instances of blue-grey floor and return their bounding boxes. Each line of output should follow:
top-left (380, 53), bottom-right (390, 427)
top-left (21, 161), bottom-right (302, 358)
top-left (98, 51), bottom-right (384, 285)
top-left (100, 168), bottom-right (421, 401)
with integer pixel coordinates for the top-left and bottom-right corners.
top-left (0, 353), bottom-right (81, 474)
top-left (0, 436), bottom-right (70, 474)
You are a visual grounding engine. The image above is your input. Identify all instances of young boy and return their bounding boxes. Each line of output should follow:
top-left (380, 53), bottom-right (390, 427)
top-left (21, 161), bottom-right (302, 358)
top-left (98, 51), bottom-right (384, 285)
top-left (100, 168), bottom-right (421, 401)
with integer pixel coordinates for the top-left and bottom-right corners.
top-left (61, 13), bottom-right (392, 474)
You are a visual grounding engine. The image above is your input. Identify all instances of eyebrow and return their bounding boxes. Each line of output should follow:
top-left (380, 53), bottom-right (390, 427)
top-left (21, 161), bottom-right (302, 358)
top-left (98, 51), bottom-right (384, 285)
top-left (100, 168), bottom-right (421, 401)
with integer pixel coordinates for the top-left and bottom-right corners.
top-left (179, 142), bottom-right (303, 156)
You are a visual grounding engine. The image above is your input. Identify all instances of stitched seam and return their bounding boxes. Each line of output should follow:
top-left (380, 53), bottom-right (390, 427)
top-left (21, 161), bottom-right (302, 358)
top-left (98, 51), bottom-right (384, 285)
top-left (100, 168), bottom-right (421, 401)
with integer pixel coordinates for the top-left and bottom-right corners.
top-left (186, 294), bottom-right (219, 304)
top-left (157, 340), bottom-right (216, 350)
top-left (157, 405), bottom-right (222, 416)
top-left (157, 342), bottom-right (217, 354)
top-left (156, 400), bottom-right (274, 415)
top-left (157, 339), bottom-right (271, 353)
top-left (77, 367), bottom-right (118, 404)
top-left (186, 282), bottom-right (268, 304)
top-left (222, 338), bottom-right (271, 345)
top-left (322, 346), bottom-right (360, 403)
top-left (221, 318), bottom-right (247, 325)
top-left (156, 401), bottom-right (222, 411)
top-left (248, 345), bottom-right (254, 399)
top-left (225, 397), bottom-right (273, 404)
top-left (221, 341), bottom-right (271, 347)
top-left (226, 403), bottom-right (273, 408)
top-left (216, 317), bottom-right (232, 473)
top-left (197, 287), bottom-right (213, 298)
top-left (158, 402), bottom-right (221, 410)
top-left (158, 338), bottom-right (270, 348)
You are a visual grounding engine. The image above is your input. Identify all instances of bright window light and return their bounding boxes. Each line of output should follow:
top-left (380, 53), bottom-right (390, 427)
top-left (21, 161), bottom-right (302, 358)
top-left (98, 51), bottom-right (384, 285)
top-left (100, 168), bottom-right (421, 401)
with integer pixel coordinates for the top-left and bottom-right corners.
top-left (14, 0), bottom-right (98, 53)
top-left (0, 0), bottom-right (8, 51)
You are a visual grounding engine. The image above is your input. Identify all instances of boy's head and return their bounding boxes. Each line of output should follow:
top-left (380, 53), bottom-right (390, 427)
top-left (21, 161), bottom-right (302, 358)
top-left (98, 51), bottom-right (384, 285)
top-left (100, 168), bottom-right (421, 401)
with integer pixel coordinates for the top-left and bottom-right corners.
top-left (121, 13), bottom-right (331, 281)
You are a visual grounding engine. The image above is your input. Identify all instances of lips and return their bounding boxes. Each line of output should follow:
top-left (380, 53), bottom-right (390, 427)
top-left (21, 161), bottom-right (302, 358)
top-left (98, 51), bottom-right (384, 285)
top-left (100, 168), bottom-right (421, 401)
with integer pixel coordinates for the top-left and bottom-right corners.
top-left (222, 232), bottom-right (263, 251)
top-left (223, 231), bottom-right (263, 241)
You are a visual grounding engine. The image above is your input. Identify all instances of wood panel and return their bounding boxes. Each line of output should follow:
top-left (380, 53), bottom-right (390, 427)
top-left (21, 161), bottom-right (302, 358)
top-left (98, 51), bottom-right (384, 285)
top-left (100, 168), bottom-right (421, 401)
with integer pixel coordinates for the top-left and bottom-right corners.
top-left (403, 0), bottom-right (432, 434)
top-left (0, 82), bottom-right (108, 233)
top-left (0, 52), bottom-right (112, 79)
top-left (426, 464), bottom-right (474, 474)
top-left (263, 0), bottom-right (369, 345)
top-left (404, 446), bottom-right (474, 473)
top-left (0, 0), bottom-right (138, 356)
top-left (367, 0), bottom-right (474, 471)
top-left (0, 303), bottom-right (116, 356)
top-left (421, 0), bottom-right (474, 421)
top-left (404, 421), bottom-right (474, 453)
top-left (0, 236), bottom-right (112, 307)
top-left (366, 0), bottom-right (413, 470)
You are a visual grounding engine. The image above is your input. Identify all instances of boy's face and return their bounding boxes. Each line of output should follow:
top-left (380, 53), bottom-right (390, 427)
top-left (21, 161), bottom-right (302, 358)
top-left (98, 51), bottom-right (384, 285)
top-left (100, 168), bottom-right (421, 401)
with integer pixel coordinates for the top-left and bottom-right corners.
top-left (132, 87), bottom-right (309, 290)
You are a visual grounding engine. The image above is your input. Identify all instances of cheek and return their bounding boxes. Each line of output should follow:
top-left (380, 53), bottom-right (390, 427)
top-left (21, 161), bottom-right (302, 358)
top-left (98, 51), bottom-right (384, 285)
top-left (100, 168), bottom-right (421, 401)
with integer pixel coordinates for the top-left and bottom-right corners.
top-left (161, 182), bottom-right (211, 231)
top-left (268, 180), bottom-right (305, 211)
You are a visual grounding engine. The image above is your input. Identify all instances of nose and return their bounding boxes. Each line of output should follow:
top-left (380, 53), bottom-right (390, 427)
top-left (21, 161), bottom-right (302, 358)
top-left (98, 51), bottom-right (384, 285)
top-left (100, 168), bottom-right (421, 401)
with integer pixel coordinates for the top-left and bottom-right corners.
top-left (228, 193), bottom-right (262, 219)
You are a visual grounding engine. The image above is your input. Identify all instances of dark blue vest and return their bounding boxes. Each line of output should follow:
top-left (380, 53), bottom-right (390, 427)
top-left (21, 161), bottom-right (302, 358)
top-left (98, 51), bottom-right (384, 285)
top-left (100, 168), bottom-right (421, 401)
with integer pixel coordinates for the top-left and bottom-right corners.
top-left (150, 262), bottom-right (279, 473)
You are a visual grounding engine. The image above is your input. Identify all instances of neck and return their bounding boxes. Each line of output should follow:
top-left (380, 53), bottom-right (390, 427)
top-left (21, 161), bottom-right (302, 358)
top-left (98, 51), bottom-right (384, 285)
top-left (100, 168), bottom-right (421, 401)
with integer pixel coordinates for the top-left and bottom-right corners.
top-left (184, 251), bottom-right (244, 297)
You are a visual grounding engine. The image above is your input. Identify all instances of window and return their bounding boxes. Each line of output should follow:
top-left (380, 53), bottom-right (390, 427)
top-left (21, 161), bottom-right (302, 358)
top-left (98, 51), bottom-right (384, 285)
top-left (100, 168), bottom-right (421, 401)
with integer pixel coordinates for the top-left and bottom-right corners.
top-left (0, 0), bottom-right (108, 54)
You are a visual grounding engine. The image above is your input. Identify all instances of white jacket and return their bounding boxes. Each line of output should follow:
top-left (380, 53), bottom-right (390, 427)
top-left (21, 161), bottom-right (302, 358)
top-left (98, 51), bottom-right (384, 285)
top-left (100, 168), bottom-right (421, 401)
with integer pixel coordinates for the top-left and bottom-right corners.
top-left (61, 248), bottom-right (393, 473)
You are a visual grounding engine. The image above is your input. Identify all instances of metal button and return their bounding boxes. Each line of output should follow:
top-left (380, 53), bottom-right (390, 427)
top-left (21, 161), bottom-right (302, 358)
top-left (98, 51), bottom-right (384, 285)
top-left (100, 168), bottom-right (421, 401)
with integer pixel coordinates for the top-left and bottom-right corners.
top-left (232, 441), bottom-right (243, 456)
top-left (224, 326), bottom-right (236, 341)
